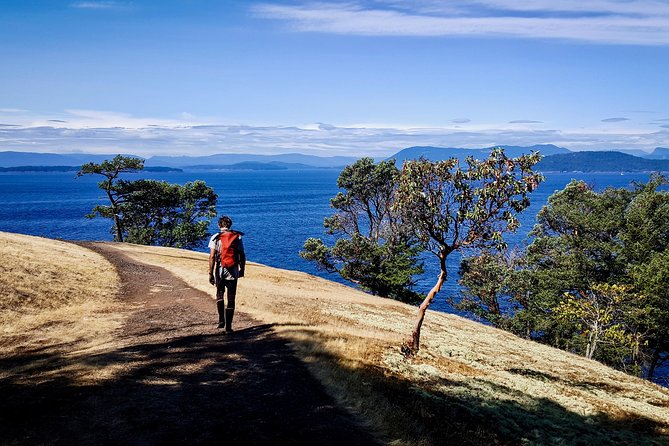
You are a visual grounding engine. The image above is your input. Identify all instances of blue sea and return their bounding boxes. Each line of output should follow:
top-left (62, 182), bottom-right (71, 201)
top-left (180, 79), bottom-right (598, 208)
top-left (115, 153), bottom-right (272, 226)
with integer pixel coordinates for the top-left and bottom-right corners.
top-left (0, 169), bottom-right (657, 314)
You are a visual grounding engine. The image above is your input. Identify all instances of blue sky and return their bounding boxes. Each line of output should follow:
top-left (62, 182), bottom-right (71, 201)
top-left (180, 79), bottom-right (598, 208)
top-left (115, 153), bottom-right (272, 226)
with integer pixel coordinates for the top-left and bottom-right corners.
top-left (1, 0), bottom-right (668, 157)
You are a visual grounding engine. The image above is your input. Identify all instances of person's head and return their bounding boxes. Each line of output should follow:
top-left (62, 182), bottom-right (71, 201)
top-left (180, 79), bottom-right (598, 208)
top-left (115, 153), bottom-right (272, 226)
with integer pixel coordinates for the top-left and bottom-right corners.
top-left (218, 215), bottom-right (233, 230)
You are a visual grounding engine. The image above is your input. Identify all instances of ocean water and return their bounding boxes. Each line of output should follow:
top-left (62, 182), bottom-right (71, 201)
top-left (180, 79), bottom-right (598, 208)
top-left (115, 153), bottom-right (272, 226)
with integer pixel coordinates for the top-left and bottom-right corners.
top-left (0, 169), bottom-right (657, 314)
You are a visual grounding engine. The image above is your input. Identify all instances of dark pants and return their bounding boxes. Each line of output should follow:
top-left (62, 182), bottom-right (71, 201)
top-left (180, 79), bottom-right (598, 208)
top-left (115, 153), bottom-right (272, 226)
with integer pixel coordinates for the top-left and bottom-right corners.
top-left (216, 278), bottom-right (237, 309)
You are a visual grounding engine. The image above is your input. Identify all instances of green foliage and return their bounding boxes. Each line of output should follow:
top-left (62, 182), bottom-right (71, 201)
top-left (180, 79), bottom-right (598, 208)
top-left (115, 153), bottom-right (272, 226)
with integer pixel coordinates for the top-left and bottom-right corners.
top-left (114, 179), bottom-right (217, 249)
top-left (553, 284), bottom-right (644, 360)
top-left (79, 156), bottom-right (217, 249)
top-left (395, 149), bottom-right (543, 257)
top-left (394, 149), bottom-right (543, 352)
top-left (456, 250), bottom-right (526, 331)
top-left (459, 174), bottom-right (669, 379)
top-left (622, 173), bottom-right (669, 263)
top-left (630, 235), bottom-right (669, 377)
top-left (78, 155), bottom-right (145, 242)
top-left (301, 158), bottom-right (423, 302)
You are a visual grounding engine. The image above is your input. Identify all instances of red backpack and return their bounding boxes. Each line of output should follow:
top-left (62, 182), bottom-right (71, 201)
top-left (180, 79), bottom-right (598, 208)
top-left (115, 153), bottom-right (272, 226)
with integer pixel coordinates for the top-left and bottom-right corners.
top-left (218, 231), bottom-right (240, 268)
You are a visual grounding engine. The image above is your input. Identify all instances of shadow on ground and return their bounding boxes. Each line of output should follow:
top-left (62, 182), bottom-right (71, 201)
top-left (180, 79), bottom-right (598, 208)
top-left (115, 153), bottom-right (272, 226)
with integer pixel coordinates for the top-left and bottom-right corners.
top-left (0, 323), bottom-right (380, 446)
top-left (282, 331), bottom-right (669, 446)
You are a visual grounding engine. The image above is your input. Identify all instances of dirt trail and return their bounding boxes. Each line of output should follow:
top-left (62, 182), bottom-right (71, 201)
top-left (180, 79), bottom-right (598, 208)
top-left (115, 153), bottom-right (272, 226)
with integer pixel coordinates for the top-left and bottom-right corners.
top-left (0, 243), bottom-right (380, 445)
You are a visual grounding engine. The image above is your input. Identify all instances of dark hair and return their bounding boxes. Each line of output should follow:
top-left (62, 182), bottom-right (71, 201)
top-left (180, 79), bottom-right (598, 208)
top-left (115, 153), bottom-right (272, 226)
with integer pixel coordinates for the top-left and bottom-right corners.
top-left (218, 216), bottom-right (232, 229)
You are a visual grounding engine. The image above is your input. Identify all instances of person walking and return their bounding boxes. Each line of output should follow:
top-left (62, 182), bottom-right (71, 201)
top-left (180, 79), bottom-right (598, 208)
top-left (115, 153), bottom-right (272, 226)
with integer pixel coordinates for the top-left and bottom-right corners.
top-left (208, 215), bottom-right (246, 332)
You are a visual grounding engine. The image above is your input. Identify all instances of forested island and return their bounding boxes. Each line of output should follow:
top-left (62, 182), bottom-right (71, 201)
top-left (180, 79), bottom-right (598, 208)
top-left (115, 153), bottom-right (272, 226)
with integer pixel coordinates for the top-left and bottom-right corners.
top-left (536, 151), bottom-right (669, 172)
top-left (0, 165), bottom-right (182, 173)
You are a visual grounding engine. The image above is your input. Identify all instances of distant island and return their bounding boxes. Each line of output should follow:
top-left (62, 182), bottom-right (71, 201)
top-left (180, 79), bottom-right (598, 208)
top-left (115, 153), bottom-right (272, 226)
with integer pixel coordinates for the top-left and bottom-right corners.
top-left (0, 165), bottom-right (183, 173)
top-left (387, 145), bottom-right (669, 173)
top-left (186, 161), bottom-right (323, 171)
top-left (1, 146), bottom-right (669, 173)
top-left (536, 151), bottom-right (669, 172)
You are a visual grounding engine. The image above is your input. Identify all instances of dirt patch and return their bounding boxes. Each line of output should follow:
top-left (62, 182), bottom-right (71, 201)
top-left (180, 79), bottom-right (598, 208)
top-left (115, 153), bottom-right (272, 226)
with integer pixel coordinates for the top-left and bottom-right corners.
top-left (0, 243), bottom-right (380, 445)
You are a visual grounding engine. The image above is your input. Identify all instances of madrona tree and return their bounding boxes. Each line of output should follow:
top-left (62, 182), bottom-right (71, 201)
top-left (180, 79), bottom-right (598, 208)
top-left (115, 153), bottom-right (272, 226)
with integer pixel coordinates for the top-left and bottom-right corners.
top-left (394, 149), bottom-right (543, 354)
top-left (301, 157), bottom-right (424, 302)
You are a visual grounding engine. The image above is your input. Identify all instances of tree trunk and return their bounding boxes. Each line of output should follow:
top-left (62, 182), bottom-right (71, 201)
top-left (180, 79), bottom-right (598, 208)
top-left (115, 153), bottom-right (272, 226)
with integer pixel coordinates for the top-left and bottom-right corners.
top-left (403, 253), bottom-right (447, 355)
top-left (647, 350), bottom-right (661, 381)
top-left (586, 329), bottom-right (598, 360)
top-left (113, 211), bottom-right (124, 242)
top-left (104, 182), bottom-right (124, 243)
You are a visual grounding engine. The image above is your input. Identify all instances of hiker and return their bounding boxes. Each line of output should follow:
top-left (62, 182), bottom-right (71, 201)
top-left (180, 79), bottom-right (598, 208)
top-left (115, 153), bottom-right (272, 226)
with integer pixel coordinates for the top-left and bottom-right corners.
top-left (208, 215), bottom-right (246, 332)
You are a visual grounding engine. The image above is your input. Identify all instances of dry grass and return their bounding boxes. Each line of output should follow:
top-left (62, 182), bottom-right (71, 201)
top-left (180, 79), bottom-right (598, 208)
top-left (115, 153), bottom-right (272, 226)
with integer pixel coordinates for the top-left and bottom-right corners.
top-left (0, 232), bottom-right (124, 383)
top-left (2, 233), bottom-right (668, 444)
top-left (105, 241), bottom-right (669, 445)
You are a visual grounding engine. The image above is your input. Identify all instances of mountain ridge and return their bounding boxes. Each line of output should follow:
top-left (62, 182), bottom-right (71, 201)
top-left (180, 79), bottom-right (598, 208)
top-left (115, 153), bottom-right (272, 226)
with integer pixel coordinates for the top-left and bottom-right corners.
top-left (1, 147), bottom-right (668, 172)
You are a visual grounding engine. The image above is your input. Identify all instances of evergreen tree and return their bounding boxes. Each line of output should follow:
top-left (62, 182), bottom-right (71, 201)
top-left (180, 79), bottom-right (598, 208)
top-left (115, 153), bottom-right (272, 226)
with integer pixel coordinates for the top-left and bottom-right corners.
top-left (459, 174), bottom-right (669, 379)
top-left (78, 155), bottom-right (144, 242)
top-left (79, 156), bottom-right (217, 249)
top-left (301, 158), bottom-right (423, 302)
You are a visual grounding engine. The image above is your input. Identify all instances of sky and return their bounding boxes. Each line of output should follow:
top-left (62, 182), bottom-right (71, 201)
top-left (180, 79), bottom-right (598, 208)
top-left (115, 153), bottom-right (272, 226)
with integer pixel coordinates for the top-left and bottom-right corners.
top-left (1, 0), bottom-right (669, 157)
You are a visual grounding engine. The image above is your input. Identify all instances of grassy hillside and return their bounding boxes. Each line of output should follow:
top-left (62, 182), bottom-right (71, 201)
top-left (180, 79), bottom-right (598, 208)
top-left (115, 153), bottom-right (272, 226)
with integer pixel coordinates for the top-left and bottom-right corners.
top-left (1, 233), bottom-right (668, 445)
top-left (0, 232), bottom-right (122, 353)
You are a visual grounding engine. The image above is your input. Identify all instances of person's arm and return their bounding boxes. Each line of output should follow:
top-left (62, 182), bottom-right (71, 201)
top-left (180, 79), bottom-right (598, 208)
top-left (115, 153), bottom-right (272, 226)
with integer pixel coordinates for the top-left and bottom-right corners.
top-left (237, 238), bottom-right (246, 278)
top-left (209, 247), bottom-right (216, 285)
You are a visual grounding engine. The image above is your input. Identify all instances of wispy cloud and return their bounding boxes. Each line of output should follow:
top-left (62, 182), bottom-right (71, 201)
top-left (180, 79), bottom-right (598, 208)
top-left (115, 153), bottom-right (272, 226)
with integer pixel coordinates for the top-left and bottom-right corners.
top-left (253, 1), bottom-right (669, 45)
top-left (509, 120), bottom-right (543, 124)
top-left (0, 110), bottom-right (665, 156)
top-left (602, 117), bottom-right (630, 122)
top-left (69, 1), bottom-right (130, 10)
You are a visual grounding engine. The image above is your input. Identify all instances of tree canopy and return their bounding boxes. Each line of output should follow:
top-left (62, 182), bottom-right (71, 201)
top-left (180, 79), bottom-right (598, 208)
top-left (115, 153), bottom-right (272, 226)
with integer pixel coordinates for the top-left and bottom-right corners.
top-left (78, 155), bottom-right (217, 249)
top-left (78, 155), bottom-right (145, 242)
top-left (301, 158), bottom-right (423, 302)
top-left (394, 148), bottom-right (543, 353)
top-left (458, 173), bottom-right (669, 380)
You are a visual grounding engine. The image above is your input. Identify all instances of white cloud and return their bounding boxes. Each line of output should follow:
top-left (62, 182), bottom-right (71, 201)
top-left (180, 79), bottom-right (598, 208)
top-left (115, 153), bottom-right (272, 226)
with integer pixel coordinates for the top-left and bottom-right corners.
top-left (0, 110), bottom-right (666, 156)
top-left (253, 1), bottom-right (669, 45)
top-left (465, 0), bottom-right (669, 15)
top-left (69, 1), bottom-right (130, 10)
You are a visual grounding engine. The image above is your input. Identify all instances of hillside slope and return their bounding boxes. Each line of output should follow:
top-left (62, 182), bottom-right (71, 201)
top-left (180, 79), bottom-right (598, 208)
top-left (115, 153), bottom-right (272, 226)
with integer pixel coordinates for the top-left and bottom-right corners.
top-left (1, 233), bottom-right (668, 445)
top-left (538, 151), bottom-right (669, 172)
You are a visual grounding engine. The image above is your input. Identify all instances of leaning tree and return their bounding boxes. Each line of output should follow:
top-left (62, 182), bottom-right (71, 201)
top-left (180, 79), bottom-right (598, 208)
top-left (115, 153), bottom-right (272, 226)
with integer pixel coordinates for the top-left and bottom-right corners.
top-left (77, 155), bottom-right (144, 242)
top-left (394, 149), bottom-right (543, 354)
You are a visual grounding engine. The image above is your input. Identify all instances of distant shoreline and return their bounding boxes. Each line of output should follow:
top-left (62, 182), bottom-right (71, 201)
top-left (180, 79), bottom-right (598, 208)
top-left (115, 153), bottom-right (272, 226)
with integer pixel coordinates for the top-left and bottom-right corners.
top-left (1, 166), bottom-right (666, 174)
top-left (0, 166), bottom-right (183, 173)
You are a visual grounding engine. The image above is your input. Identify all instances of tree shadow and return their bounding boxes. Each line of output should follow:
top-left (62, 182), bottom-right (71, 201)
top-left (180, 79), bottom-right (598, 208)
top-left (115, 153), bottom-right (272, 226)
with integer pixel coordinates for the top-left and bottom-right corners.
top-left (0, 323), bottom-right (381, 446)
top-left (284, 335), bottom-right (669, 446)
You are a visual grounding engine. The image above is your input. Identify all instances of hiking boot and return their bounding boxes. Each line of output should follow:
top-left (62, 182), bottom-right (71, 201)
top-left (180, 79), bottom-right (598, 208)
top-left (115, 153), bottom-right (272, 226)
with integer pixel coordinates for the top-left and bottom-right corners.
top-left (216, 301), bottom-right (226, 329)
top-left (225, 308), bottom-right (235, 332)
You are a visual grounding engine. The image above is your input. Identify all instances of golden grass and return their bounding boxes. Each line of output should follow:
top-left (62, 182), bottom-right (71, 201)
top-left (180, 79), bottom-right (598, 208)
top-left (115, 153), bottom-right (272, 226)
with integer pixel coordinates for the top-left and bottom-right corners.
top-left (2, 234), bottom-right (668, 444)
top-left (0, 232), bottom-right (124, 383)
top-left (105, 241), bottom-right (669, 445)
